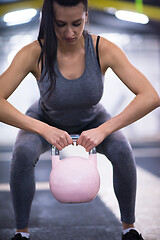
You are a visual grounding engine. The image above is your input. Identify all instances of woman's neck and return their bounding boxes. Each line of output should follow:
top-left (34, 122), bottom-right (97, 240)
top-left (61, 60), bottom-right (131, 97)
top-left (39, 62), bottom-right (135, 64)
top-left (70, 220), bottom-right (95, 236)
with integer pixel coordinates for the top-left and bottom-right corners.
top-left (57, 35), bottom-right (85, 55)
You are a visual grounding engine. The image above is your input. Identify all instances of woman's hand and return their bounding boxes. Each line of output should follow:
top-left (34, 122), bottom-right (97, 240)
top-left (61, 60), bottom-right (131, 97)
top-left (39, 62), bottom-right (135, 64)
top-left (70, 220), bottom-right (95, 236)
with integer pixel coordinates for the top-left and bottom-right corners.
top-left (41, 125), bottom-right (73, 150)
top-left (76, 127), bottom-right (107, 152)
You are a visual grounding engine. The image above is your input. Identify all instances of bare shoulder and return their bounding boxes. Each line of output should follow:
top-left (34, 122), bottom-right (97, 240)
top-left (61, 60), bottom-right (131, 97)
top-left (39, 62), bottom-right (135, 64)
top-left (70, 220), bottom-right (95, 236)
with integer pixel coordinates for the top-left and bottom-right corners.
top-left (0, 40), bottom-right (42, 99)
top-left (28, 40), bottom-right (42, 58)
top-left (15, 40), bottom-right (41, 70)
top-left (90, 34), bottom-right (120, 73)
top-left (90, 34), bottom-right (113, 51)
top-left (96, 35), bottom-right (129, 73)
top-left (98, 36), bottom-right (122, 60)
top-left (8, 40), bottom-right (43, 80)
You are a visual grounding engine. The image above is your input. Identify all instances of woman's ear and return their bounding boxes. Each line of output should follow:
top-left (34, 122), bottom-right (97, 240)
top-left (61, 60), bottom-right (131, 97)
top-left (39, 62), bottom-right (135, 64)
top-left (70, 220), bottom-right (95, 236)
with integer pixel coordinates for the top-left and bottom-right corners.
top-left (85, 11), bottom-right (88, 23)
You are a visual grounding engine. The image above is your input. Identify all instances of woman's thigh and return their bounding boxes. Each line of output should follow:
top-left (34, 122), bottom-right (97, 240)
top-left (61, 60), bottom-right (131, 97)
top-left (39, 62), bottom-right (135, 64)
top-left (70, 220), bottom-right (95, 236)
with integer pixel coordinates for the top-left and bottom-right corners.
top-left (11, 101), bottom-right (51, 168)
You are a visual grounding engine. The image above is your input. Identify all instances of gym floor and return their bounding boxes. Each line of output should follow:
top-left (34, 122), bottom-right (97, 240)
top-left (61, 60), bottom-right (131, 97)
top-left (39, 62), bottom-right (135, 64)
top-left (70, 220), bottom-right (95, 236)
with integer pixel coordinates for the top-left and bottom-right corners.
top-left (0, 142), bottom-right (160, 240)
top-left (0, 10), bottom-right (160, 240)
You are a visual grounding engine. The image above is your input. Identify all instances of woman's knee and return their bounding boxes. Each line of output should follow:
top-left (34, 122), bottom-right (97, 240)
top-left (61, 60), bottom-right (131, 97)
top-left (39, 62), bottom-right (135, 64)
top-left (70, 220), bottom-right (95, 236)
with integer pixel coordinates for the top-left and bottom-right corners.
top-left (97, 131), bottom-right (135, 164)
top-left (110, 138), bottom-right (134, 164)
top-left (11, 143), bottom-right (39, 171)
top-left (11, 131), bottom-right (44, 169)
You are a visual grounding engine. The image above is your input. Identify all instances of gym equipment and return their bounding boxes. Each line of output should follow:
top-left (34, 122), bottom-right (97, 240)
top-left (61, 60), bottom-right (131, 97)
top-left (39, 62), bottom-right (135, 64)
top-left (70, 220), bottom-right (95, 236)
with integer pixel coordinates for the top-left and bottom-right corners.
top-left (49, 135), bottom-right (100, 203)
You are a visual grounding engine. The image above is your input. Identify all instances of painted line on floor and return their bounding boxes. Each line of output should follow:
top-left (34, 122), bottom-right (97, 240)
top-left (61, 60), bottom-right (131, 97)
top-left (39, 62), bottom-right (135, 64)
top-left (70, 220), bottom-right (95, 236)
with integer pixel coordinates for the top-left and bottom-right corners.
top-left (0, 147), bottom-right (160, 162)
top-left (0, 152), bottom-right (51, 162)
top-left (0, 182), bottom-right (50, 192)
top-left (133, 147), bottom-right (160, 158)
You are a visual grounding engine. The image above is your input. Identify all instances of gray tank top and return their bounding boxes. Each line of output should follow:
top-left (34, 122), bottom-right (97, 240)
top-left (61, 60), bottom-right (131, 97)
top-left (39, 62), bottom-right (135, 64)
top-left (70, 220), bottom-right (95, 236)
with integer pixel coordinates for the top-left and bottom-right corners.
top-left (37, 34), bottom-right (104, 130)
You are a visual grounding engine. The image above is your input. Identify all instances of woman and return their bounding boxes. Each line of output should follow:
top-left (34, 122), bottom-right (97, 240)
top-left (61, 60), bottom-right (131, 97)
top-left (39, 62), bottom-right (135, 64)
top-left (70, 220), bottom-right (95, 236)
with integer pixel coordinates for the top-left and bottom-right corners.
top-left (0, 0), bottom-right (159, 239)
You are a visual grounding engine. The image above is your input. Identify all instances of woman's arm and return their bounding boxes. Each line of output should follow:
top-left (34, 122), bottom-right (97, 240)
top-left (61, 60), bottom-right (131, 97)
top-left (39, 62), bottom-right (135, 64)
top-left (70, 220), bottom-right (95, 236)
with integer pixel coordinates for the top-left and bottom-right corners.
top-left (99, 37), bottom-right (160, 134)
top-left (77, 37), bottom-right (160, 151)
top-left (0, 42), bottom-right (46, 133)
top-left (0, 42), bottom-right (72, 149)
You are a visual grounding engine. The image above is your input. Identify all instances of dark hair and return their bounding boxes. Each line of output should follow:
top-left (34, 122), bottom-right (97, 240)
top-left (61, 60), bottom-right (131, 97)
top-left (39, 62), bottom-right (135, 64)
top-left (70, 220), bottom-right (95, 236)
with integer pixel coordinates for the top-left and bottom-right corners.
top-left (38, 0), bottom-right (88, 97)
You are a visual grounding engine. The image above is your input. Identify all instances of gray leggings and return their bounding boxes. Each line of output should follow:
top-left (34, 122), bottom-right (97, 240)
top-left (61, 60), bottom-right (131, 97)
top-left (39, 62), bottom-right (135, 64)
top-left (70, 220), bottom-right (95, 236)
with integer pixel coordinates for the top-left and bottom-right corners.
top-left (10, 103), bottom-right (136, 229)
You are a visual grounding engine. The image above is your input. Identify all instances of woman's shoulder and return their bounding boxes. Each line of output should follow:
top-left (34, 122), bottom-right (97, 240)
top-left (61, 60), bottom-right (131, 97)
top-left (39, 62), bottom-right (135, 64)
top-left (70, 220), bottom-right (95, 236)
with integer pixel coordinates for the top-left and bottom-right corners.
top-left (90, 34), bottom-right (112, 50)
top-left (21, 40), bottom-right (42, 61)
top-left (90, 34), bottom-right (122, 73)
top-left (13, 40), bottom-right (42, 73)
top-left (91, 34), bottom-right (122, 59)
top-left (15, 40), bottom-right (41, 63)
top-left (8, 40), bottom-right (43, 80)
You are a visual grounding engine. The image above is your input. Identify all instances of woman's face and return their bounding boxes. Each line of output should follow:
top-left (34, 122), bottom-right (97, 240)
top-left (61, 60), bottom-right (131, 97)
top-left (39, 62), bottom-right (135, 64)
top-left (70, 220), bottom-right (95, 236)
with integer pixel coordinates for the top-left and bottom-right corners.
top-left (53, 2), bottom-right (88, 44)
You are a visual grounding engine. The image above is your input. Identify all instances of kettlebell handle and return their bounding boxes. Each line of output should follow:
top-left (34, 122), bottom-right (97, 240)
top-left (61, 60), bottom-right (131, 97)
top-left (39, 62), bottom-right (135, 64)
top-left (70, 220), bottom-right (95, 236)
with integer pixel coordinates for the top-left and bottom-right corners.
top-left (52, 134), bottom-right (96, 156)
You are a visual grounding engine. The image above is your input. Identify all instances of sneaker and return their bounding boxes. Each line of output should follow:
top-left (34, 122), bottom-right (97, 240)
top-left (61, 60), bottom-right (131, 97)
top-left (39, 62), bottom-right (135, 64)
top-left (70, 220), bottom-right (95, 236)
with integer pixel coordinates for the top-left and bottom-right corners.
top-left (11, 233), bottom-right (30, 240)
top-left (122, 229), bottom-right (144, 240)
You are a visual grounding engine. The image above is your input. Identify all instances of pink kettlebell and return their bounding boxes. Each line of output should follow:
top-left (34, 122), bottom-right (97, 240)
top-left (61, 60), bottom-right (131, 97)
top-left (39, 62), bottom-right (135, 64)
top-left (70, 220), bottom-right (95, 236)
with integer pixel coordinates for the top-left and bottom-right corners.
top-left (49, 135), bottom-right (100, 203)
